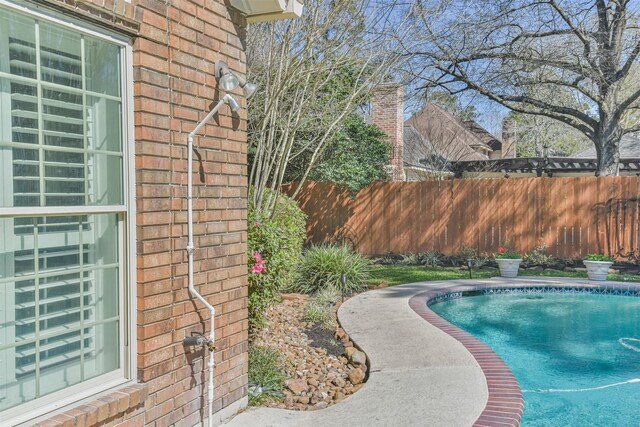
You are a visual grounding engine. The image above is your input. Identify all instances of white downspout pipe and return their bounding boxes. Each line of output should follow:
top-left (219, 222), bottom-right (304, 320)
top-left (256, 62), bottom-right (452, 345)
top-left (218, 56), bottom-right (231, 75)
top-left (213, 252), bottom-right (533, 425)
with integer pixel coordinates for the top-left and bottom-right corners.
top-left (187, 94), bottom-right (239, 427)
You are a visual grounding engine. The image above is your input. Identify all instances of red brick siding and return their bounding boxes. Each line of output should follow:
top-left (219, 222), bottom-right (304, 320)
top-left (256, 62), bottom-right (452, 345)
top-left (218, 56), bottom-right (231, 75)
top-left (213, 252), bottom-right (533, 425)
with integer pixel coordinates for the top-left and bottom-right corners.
top-left (372, 83), bottom-right (406, 181)
top-left (32, 0), bottom-right (249, 425)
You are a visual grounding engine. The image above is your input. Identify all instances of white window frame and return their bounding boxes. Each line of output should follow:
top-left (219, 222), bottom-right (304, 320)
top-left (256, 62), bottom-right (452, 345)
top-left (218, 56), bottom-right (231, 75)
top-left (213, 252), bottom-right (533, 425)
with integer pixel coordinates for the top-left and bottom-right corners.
top-left (0, 1), bottom-right (136, 424)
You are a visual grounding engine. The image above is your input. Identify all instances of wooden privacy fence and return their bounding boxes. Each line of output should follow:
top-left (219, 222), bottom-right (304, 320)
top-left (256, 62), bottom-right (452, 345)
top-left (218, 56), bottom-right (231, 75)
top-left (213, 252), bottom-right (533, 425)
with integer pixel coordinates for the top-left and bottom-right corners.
top-left (287, 177), bottom-right (640, 260)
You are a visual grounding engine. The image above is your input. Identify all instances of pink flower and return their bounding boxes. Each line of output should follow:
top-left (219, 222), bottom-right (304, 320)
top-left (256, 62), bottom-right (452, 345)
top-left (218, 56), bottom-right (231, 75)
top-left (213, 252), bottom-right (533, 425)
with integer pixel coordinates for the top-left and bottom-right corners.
top-left (251, 251), bottom-right (267, 275)
top-left (254, 221), bottom-right (261, 228)
top-left (498, 247), bottom-right (506, 253)
top-left (251, 264), bottom-right (266, 274)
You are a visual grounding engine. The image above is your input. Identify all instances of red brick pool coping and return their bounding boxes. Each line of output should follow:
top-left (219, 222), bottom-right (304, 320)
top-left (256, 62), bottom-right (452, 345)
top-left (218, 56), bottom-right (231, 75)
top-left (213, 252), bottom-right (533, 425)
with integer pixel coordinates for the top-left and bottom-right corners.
top-left (408, 281), bottom-right (640, 427)
top-left (409, 286), bottom-right (523, 427)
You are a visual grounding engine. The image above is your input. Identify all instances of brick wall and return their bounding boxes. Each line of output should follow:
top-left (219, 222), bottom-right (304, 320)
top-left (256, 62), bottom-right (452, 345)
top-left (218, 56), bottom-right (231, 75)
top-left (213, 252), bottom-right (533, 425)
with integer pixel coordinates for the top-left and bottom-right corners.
top-left (34, 0), bottom-right (249, 425)
top-left (501, 117), bottom-right (517, 158)
top-left (372, 83), bottom-right (406, 182)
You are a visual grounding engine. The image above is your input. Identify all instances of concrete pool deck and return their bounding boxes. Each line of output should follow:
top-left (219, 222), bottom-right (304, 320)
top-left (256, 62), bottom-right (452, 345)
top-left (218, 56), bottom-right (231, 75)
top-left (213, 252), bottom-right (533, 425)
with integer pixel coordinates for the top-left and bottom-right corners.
top-left (224, 277), bottom-right (638, 427)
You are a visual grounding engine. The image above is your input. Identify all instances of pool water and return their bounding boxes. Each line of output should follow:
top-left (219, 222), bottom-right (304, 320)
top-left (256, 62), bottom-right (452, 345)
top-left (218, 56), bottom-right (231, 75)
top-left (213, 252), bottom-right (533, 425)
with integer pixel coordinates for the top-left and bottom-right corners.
top-left (430, 292), bottom-right (640, 426)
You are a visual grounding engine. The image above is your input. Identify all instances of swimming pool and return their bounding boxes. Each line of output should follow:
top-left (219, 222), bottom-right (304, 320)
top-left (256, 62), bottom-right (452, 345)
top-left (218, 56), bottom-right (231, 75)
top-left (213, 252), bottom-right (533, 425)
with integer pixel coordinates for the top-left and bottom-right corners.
top-left (430, 290), bottom-right (640, 426)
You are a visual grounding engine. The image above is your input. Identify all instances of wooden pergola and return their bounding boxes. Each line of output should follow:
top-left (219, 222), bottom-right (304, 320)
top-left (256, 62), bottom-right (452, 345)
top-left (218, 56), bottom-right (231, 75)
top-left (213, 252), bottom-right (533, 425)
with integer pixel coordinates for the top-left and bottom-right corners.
top-left (451, 157), bottom-right (640, 178)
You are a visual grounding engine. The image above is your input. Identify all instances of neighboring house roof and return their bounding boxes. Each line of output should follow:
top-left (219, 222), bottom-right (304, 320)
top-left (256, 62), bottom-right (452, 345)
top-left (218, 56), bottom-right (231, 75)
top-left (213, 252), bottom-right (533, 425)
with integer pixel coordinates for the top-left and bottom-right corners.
top-left (462, 120), bottom-right (503, 151)
top-left (573, 134), bottom-right (640, 158)
top-left (404, 104), bottom-right (493, 162)
top-left (403, 125), bottom-right (450, 172)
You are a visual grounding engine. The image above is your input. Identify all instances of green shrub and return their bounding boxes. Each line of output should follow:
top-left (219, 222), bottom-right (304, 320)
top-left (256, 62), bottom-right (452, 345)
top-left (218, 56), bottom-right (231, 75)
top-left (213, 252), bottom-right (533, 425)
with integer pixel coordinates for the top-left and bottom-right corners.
top-left (495, 247), bottom-right (521, 259)
top-left (248, 346), bottom-right (286, 405)
top-left (400, 253), bottom-right (419, 265)
top-left (248, 189), bottom-right (307, 328)
top-left (455, 244), bottom-right (478, 263)
top-left (524, 245), bottom-right (553, 265)
top-left (304, 287), bottom-right (341, 329)
top-left (295, 244), bottom-right (371, 294)
top-left (419, 251), bottom-right (444, 267)
top-left (585, 253), bottom-right (614, 262)
top-left (379, 252), bottom-right (403, 265)
top-left (307, 114), bottom-right (391, 196)
top-left (471, 256), bottom-right (489, 268)
top-left (305, 300), bottom-right (332, 326)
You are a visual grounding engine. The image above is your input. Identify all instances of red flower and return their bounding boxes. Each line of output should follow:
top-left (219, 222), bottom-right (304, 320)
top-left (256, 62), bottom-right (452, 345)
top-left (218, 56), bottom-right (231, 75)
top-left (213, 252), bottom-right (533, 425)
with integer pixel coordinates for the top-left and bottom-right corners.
top-left (498, 247), bottom-right (506, 253)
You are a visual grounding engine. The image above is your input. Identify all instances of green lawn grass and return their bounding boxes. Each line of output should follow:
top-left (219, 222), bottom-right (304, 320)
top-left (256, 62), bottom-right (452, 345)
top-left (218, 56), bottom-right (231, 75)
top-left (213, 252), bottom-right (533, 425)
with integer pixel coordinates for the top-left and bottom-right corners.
top-left (369, 265), bottom-right (640, 287)
top-left (369, 265), bottom-right (496, 286)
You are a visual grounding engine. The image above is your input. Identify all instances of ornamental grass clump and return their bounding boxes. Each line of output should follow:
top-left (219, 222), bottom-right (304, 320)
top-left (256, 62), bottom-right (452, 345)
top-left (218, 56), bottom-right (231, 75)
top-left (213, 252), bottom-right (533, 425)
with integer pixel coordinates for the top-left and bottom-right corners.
top-left (304, 287), bottom-right (341, 329)
top-left (294, 244), bottom-right (371, 294)
top-left (248, 346), bottom-right (286, 405)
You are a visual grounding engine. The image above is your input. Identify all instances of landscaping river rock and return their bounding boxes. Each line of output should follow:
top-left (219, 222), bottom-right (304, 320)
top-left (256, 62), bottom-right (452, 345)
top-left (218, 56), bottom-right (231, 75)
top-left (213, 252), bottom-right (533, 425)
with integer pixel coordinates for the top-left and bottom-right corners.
top-left (250, 294), bottom-right (367, 410)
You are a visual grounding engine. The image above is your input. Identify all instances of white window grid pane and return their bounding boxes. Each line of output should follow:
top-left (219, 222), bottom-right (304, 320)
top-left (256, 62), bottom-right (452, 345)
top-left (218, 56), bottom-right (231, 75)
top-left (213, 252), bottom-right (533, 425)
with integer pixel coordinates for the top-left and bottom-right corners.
top-left (0, 214), bottom-right (121, 409)
top-left (0, 4), bottom-right (130, 416)
top-left (0, 16), bottom-right (124, 209)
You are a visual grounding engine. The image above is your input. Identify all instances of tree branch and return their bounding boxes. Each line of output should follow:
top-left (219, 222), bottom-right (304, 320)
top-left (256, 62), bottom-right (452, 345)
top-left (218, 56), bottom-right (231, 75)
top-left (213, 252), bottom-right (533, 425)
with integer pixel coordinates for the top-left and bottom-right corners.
top-left (433, 65), bottom-right (599, 130)
top-left (614, 86), bottom-right (640, 120)
top-left (548, 0), bottom-right (597, 71)
top-left (616, 39), bottom-right (640, 80)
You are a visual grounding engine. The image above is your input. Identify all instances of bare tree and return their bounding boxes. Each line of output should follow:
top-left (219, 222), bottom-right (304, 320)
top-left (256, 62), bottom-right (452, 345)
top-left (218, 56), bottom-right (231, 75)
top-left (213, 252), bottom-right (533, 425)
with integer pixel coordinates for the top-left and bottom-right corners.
top-left (507, 113), bottom-right (590, 157)
top-left (407, 0), bottom-right (640, 175)
top-left (247, 0), bottom-right (412, 214)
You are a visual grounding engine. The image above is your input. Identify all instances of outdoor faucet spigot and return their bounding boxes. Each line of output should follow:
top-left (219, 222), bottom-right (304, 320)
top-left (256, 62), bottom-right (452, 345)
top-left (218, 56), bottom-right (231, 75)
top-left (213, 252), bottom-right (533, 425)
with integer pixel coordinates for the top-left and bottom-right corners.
top-left (183, 335), bottom-right (205, 347)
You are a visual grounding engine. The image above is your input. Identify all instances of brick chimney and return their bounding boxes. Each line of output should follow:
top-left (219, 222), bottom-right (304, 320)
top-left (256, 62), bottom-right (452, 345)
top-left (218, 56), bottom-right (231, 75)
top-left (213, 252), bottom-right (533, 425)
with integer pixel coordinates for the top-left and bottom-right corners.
top-left (372, 83), bottom-right (406, 181)
top-left (501, 118), bottom-right (517, 158)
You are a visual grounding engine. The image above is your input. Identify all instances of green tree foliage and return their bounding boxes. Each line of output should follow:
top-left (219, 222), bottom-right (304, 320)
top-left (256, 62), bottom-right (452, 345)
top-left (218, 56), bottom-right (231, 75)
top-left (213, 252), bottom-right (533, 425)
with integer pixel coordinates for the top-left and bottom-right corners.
top-left (286, 114), bottom-right (390, 195)
top-left (248, 189), bottom-right (307, 328)
top-left (246, 0), bottom-right (409, 214)
top-left (248, 66), bottom-right (370, 190)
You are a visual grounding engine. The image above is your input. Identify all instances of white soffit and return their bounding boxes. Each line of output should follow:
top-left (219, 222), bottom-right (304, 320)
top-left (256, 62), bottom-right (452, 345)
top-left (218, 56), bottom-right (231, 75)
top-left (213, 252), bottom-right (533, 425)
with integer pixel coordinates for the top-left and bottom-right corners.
top-left (229, 0), bottom-right (303, 22)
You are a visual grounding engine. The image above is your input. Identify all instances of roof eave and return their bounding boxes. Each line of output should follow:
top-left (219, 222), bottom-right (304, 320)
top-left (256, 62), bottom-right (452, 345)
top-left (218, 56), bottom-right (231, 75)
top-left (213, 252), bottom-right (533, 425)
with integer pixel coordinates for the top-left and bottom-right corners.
top-left (229, 0), bottom-right (304, 22)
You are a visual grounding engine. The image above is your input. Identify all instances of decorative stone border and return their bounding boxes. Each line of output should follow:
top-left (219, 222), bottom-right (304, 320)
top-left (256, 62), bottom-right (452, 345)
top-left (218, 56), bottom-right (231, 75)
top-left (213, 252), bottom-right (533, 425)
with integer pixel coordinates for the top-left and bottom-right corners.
top-left (409, 281), bottom-right (640, 427)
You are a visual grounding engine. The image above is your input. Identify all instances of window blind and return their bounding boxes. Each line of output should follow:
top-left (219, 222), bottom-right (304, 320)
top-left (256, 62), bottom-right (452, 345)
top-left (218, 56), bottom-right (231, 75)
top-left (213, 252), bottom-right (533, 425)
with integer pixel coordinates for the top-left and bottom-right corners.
top-left (8, 26), bottom-right (93, 381)
top-left (0, 7), bottom-right (124, 413)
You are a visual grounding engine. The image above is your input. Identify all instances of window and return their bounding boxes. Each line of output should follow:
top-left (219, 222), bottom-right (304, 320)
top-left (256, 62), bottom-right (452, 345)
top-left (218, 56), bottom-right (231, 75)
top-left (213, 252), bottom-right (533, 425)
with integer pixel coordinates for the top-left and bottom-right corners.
top-left (0, 2), bottom-right (133, 420)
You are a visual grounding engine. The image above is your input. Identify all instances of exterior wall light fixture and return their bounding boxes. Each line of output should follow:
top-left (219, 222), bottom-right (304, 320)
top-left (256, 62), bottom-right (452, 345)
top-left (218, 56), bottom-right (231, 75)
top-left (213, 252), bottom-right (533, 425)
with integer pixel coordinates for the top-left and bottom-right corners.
top-left (215, 60), bottom-right (257, 98)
